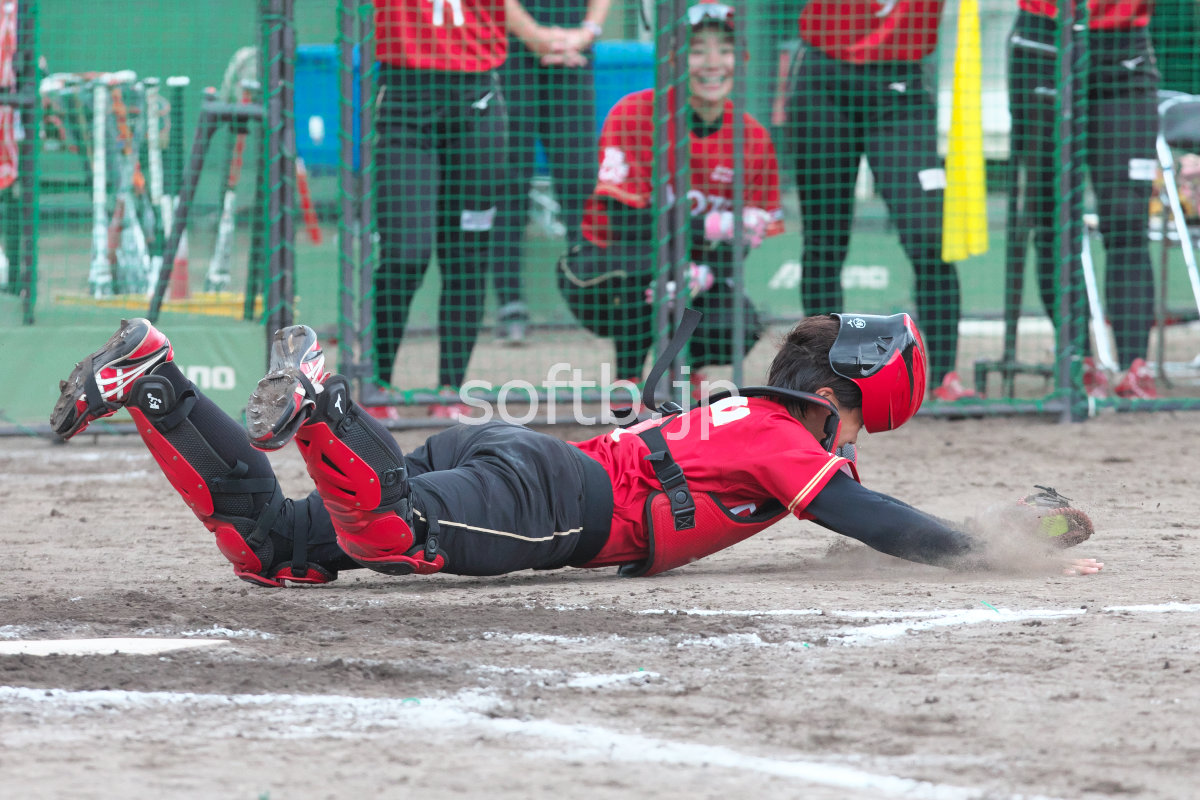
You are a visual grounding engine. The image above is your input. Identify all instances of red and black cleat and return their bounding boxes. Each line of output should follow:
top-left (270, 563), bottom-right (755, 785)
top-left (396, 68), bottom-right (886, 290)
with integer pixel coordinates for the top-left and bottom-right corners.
top-left (245, 325), bottom-right (331, 451)
top-left (50, 318), bottom-right (174, 439)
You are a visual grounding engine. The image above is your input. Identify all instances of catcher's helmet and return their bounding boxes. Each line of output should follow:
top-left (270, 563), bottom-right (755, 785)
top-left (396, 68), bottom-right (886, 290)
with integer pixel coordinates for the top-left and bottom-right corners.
top-left (829, 313), bottom-right (927, 433)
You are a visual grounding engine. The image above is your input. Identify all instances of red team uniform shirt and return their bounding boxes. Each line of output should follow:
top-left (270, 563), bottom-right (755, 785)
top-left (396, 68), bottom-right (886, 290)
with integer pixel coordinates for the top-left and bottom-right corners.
top-left (581, 87), bottom-right (784, 249)
top-left (799, 0), bottom-right (945, 64)
top-left (374, 0), bottom-right (507, 72)
top-left (574, 397), bottom-right (858, 567)
top-left (1017, 0), bottom-right (1151, 29)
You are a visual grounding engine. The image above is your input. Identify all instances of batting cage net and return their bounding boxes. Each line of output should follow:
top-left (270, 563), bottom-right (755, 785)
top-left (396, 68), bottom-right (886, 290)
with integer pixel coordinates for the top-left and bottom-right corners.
top-left (3, 0), bottom-right (1200, 431)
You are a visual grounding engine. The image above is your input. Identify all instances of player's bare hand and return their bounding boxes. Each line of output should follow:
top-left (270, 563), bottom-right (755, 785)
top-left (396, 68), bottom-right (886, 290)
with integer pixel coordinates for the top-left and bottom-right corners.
top-left (1062, 557), bottom-right (1104, 576)
top-left (541, 49), bottom-right (589, 68)
top-left (523, 24), bottom-right (568, 57)
top-left (557, 27), bottom-right (596, 55)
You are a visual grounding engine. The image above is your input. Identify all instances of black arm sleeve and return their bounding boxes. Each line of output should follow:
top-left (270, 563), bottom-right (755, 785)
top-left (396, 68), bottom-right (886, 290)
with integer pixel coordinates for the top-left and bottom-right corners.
top-left (805, 472), bottom-right (985, 569)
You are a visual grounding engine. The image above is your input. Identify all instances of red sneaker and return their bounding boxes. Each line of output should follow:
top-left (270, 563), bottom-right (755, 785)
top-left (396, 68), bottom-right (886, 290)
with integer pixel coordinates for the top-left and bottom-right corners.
top-left (363, 404), bottom-right (401, 420)
top-left (932, 371), bottom-right (979, 402)
top-left (1082, 357), bottom-right (1111, 399)
top-left (51, 317), bottom-right (174, 439)
top-left (1114, 358), bottom-right (1159, 399)
top-left (428, 402), bottom-right (473, 420)
top-left (428, 387), bottom-right (474, 421)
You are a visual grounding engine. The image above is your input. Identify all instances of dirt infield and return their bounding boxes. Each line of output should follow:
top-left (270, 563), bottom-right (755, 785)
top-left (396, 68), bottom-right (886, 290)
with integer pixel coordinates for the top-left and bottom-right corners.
top-left (1, 411), bottom-right (1198, 799)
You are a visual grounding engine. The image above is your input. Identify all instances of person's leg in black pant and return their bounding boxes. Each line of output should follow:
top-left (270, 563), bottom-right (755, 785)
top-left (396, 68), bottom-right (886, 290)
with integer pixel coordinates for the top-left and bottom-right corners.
top-left (788, 51), bottom-right (862, 316)
top-left (540, 60), bottom-right (598, 242)
top-left (436, 79), bottom-right (508, 391)
top-left (373, 83), bottom-right (439, 386)
top-left (866, 69), bottom-right (964, 388)
top-left (492, 48), bottom-right (539, 341)
top-left (1088, 48), bottom-right (1159, 371)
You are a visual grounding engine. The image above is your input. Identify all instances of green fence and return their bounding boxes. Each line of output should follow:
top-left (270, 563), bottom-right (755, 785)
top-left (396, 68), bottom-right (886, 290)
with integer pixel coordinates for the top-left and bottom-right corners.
top-left (3, 0), bottom-right (1200, 431)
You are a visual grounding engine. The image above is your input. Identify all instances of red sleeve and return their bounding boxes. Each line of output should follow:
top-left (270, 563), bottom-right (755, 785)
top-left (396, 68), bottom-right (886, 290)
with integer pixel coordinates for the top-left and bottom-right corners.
top-left (745, 434), bottom-right (850, 518)
top-left (744, 117), bottom-right (784, 237)
top-left (594, 91), bottom-right (655, 210)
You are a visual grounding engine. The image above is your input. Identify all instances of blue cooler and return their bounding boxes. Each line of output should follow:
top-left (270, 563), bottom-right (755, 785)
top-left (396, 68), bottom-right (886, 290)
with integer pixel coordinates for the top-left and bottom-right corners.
top-left (294, 44), bottom-right (361, 173)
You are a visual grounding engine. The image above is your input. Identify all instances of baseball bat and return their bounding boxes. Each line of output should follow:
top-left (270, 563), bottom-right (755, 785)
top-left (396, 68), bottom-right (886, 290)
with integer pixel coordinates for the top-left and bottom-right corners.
top-left (88, 79), bottom-right (110, 297)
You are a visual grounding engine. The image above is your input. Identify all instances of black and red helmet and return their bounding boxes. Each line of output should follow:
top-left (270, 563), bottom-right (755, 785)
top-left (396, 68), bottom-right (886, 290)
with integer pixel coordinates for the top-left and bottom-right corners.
top-left (829, 313), bottom-right (927, 432)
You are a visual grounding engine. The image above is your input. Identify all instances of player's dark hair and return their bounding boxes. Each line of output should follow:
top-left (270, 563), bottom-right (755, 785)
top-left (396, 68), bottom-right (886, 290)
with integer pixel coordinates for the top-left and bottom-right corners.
top-left (766, 315), bottom-right (862, 418)
top-left (691, 20), bottom-right (734, 41)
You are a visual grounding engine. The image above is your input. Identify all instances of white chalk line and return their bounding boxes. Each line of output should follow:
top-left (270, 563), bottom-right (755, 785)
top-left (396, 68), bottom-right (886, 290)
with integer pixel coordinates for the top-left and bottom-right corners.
top-left (0, 625), bottom-right (275, 642)
top-left (1103, 602), bottom-right (1200, 614)
top-left (0, 684), bottom-right (1044, 800)
top-left (0, 638), bottom-right (229, 656)
top-left (626, 603), bottom-right (1200, 647)
top-left (2, 469), bottom-right (154, 485)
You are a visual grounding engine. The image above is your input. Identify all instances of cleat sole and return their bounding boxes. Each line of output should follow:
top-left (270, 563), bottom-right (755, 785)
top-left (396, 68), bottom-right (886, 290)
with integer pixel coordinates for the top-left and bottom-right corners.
top-left (246, 368), bottom-right (305, 449)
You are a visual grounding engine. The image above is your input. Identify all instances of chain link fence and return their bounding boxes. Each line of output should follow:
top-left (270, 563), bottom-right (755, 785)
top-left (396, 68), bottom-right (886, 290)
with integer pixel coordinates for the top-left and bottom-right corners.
top-left (3, 0), bottom-right (1200, 431)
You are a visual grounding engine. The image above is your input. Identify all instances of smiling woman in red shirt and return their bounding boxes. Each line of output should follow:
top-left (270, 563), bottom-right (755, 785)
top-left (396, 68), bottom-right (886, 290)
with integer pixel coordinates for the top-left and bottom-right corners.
top-left (557, 4), bottom-right (784, 386)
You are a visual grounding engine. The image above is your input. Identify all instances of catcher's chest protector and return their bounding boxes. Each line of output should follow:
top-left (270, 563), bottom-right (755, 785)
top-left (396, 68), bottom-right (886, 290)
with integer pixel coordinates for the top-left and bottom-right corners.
top-left (619, 491), bottom-right (787, 577)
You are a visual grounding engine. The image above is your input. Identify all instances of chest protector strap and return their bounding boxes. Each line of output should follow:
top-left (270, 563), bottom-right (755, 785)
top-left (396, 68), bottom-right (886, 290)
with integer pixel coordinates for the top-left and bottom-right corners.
top-left (616, 308), bottom-right (810, 576)
top-left (621, 415), bottom-right (787, 577)
top-left (636, 421), bottom-right (695, 531)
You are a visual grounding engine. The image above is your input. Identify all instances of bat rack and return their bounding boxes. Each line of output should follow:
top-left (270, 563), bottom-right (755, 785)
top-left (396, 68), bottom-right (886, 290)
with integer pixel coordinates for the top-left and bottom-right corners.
top-left (148, 85), bottom-right (266, 323)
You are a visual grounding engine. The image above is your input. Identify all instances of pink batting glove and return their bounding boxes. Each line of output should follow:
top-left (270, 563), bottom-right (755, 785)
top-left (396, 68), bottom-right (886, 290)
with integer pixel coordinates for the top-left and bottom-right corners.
top-left (704, 209), bottom-right (771, 249)
top-left (686, 262), bottom-right (715, 298)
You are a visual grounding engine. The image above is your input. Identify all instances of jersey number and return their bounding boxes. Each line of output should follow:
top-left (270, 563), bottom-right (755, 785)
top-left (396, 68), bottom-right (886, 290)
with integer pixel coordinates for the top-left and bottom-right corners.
top-left (430, 0), bottom-right (465, 27)
top-left (709, 396), bottom-right (751, 427)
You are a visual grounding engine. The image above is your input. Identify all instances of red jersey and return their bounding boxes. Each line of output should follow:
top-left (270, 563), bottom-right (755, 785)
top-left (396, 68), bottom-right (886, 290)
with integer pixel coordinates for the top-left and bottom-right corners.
top-left (374, 0), bottom-right (507, 73)
top-left (581, 87), bottom-right (784, 249)
top-left (1017, 0), bottom-right (1152, 29)
top-left (0, 0), bottom-right (16, 191)
top-left (573, 396), bottom-right (857, 567)
top-left (800, 0), bottom-right (945, 64)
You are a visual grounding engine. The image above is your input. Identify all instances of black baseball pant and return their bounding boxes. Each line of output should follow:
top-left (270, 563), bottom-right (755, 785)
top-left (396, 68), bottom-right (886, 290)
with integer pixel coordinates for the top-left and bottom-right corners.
top-left (374, 67), bottom-right (508, 388)
top-left (492, 43), bottom-right (598, 318)
top-left (1008, 11), bottom-right (1160, 369)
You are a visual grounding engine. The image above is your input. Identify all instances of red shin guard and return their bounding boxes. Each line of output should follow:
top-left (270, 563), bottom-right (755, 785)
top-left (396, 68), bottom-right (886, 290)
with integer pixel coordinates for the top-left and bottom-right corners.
top-left (129, 403), bottom-right (333, 587)
top-left (294, 419), bottom-right (443, 575)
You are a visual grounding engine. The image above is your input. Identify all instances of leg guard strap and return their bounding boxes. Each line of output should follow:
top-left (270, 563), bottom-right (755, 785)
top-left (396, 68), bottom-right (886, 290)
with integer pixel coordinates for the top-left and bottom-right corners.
top-left (349, 515), bottom-right (446, 576)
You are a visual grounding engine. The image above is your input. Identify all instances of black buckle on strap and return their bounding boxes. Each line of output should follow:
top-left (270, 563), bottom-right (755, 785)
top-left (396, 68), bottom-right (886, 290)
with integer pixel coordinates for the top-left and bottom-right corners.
top-left (639, 426), bottom-right (696, 531)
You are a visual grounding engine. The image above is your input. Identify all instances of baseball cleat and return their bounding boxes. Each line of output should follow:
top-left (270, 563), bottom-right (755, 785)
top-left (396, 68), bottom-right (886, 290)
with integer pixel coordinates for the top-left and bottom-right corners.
top-left (50, 318), bottom-right (174, 439)
top-left (932, 371), bottom-right (978, 403)
top-left (1114, 358), bottom-right (1159, 400)
top-left (245, 325), bottom-right (329, 450)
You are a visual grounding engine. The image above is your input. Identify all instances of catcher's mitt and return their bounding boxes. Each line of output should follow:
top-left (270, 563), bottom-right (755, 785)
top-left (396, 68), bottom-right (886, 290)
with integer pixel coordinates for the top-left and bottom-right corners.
top-left (1018, 486), bottom-right (1094, 549)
